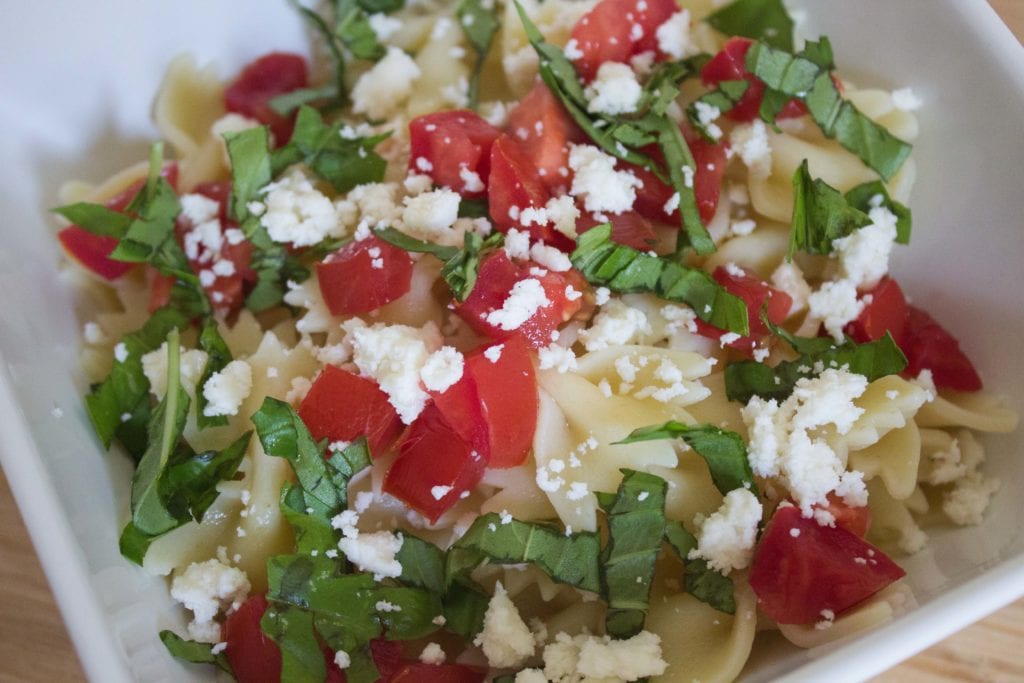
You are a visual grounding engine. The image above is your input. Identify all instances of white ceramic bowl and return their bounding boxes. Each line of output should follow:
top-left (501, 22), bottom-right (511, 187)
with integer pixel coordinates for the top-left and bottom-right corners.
top-left (0, 1), bottom-right (1021, 681)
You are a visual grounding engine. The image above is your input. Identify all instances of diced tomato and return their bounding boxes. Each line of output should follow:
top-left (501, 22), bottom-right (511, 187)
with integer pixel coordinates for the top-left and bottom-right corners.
top-left (577, 210), bottom-right (658, 250)
top-left (846, 276), bottom-right (909, 347)
top-left (694, 266), bottom-right (792, 355)
top-left (454, 251), bottom-right (585, 348)
top-left (298, 365), bottom-right (403, 456)
top-left (902, 306), bottom-right (983, 392)
top-left (224, 52), bottom-right (308, 146)
top-left (384, 399), bottom-right (488, 522)
top-left (568, 0), bottom-right (680, 82)
top-left (223, 596), bottom-right (282, 683)
top-left (464, 336), bottom-right (538, 468)
top-left (316, 236), bottom-right (414, 315)
top-left (749, 505), bottom-right (905, 625)
top-left (631, 130), bottom-right (727, 227)
top-left (368, 640), bottom-right (405, 681)
top-left (432, 374), bottom-right (491, 460)
top-left (487, 135), bottom-right (558, 241)
top-left (816, 494), bottom-right (871, 538)
top-left (506, 82), bottom-right (585, 193)
top-left (701, 37), bottom-right (807, 122)
top-left (58, 164), bottom-right (179, 281)
top-left (385, 663), bottom-right (486, 683)
top-left (408, 110), bottom-right (501, 199)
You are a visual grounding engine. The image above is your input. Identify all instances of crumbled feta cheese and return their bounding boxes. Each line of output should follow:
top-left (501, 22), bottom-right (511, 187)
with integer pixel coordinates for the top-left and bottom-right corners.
top-left (542, 630), bottom-right (667, 681)
top-left (569, 144), bottom-right (643, 214)
top-left (114, 342), bottom-right (128, 363)
top-left (473, 582), bottom-right (535, 668)
top-left (367, 12), bottom-right (401, 40)
top-left (655, 10), bottom-right (694, 60)
top-left (142, 344), bottom-right (209, 398)
top-left (202, 360), bottom-right (253, 417)
top-left (538, 343), bottom-right (578, 373)
top-left (419, 642), bottom-right (446, 665)
top-left (580, 298), bottom-right (651, 350)
top-left (483, 344), bottom-right (504, 363)
top-left (458, 165), bottom-right (485, 194)
top-left (420, 346), bottom-right (465, 393)
top-left (333, 650), bottom-right (351, 670)
top-left (530, 242), bottom-right (572, 272)
top-left (692, 100), bottom-right (723, 140)
top-left (258, 168), bottom-right (342, 247)
top-left (351, 46), bottom-right (421, 120)
top-left (943, 474), bottom-right (1001, 525)
top-left (833, 206), bottom-right (898, 289)
top-left (515, 670), bottom-right (547, 683)
top-left (729, 120), bottom-right (772, 178)
top-left (585, 62), bottom-right (642, 115)
top-left (808, 279), bottom-right (865, 342)
top-left (770, 262), bottom-right (811, 317)
top-left (688, 489), bottom-right (762, 574)
top-left (170, 559), bottom-right (251, 644)
top-left (348, 322), bottom-right (443, 423)
top-left (338, 530), bottom-right (404, 580)
top-left (504, 227), bottom-right (532, 260)
top-left (485, 278), bottom-right (551, 331)
top-left (546, 195), bottom-right (581, 239)
top-left (402, 188), bottom-right (461, 242)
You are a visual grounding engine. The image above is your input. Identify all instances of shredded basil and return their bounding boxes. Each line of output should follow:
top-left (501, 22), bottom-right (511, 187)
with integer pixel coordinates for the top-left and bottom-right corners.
top-left (446, 513), bottom-right (602, 593)
top-left (745, 41), bottom-right (912, 181)
top-left (51, 202), bottom-right (131, 237)
top-left (664, 521), bottom-right (736, 614)
top-left (844, 180), bottom-right (912, 245)
top-left (617, 423), bottom-right (757, 496)
top-left (705, 0), bottom-right (795, 51)
top-left (457, 0), bottom-right (500, 110)
top-left (686, 79), bottom-right (749, 141)
top-left (570, 224), bottom-right (749, 335)
top-left (194, 319), bottom-right (232, 429)
top-left (599, 470), bottom-right (667, 639)
top-left (159, 631), bottom-right (233, 674)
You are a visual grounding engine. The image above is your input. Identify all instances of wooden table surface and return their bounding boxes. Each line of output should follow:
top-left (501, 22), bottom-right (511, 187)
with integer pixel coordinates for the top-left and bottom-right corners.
top-left (2, 2), bottom-right (1023, 682)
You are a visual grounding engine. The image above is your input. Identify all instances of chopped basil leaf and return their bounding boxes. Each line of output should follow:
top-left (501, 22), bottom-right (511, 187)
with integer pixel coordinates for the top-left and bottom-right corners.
top-left (617, 423), bottom-right (756, 496)
top-left (442, 579), bottom-right (490, 640)
top-left (159, 631), bottom-right (233, 674)
top-left (457, 0), bottom-right (500, 110)
top-left (86, 307), bottom-right (189, 454)
top-left (570, 224), bottom-right (749, 335)
top-left (274, 106), bottom-right (390, 193)
top-left (162, 432), bottom-right (251, 524)
top-left (326, 438), bottom-right (372, 502)
top-left (457, 197), bottom-right (490, 218)
top-left (600, 470), bottom-right (667, 639)
top-left (194, 319), bottom-right (232, 429)
top-left (664, 520), bottom-right (736, 614)
top-left (514, 2), bottom-right (715, 255)
top-left (128, 328), bottom-right (189, 537)
top-left (280, 482), bottom-right (338, 556)
top-left (261, 602), bottom-right (328, 683)
top-left (705, 0), bottom-right (795, 51)
top-left (397, 534), bottom-right (447, 594)
top-left (375, 227), bottom-right (504, 301)
top-left (686, 79), bottom-right (749, 142)
top-left (335, 0), bottom-right (387, 62)
top-left (373, 585), bottom-right (445, 640)
top-left (270, 85), bottom-right (341, 117)
top-left (287, 0), bottom-right (349, 110)
top-left (447, 513), bottom-right (602, 593)
top-left (356, 0), bottom-right (403, 12)
top-left (789, 159), bottom-right (871, 259)
top-left (224, 127), bottom-right (273, 224)
top-left (745, 41), bottom-right (912, 181)
top-left (724, 330), bottom-right (907, 403)
top-left (844, 180), bottom-right (912, 245)
top-left (51, 202), bottom-right (131, 237)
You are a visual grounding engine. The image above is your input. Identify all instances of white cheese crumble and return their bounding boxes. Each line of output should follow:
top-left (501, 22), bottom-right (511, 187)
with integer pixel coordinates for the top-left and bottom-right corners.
top-left (367, 12), bottom-right (401, 40)
top-left (170, 559), bottom-right (251, 644)
top-left (351, 46), bottom-right (421, 120)
top-left (538, 343), bottom-right (578, 373)
top-left (419, 642), bottom-right (446, 665)
top-left (655, 10), bottom-right (695, 60)
top-left (256, 168), bottom-right (342, 247)
top-left (530, 242), bottom-right (572, 272)
top-left (202, 360), bottom-right (253, 417)
top-left (485, 278), bottom-right (551, 331)
top-left (473, 582), bottom-right (535, 668)
top-left (402, 189), bottom-right (462, 244)
top-left (569, 144), bottom-right (643, 214)
top-left (808, 279), bottom-right (865, 342)
top-left (541, 630), bottom-right (668, 682)
top-left (546, 195), bottom-right (581, 239)
top-left (584, 62), bottom-right (642, 115)
top-left (688, 488), bottom-right (763, 574)
top-left (483, 344), bottom-right (504, 363)
top-left (943, 474), bottom-right (1001, 525)
top-left (504, 227), bottom-right (532, 260)
top-left (338, 529), bottom-right (404, 581)
top-left (142, 344), bottom-right (209, 398)
top-left (419, 346), bottom-right (465, 393)
top-left (729, 120), bottom-right (772, 178)
top-left (580, 298), bottom-right (652, 350)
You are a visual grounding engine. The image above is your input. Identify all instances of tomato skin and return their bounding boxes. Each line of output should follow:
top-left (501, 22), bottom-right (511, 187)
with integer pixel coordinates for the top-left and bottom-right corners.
top-left (383, 399), bottom-right (488, 522)
top-left (695, 266), bottom-right (792, 355)
top-left (701, 37), bottom-right (806, 122)
top-left (487, 135), bottom-right (556, 239)
top-left (298, 365), bottom-right (404, 457)
top-left (465, 336), bottom-right (539, 468)
top-left (568, 0), bottom-right (680, 82)
top-left (902, 306), bottom-right (983, 392)
top-left (408, 110), bottom-right (501, 199)
top-left (506, 81), bottom-right (585, 193)
top-left (316, 236), bottom-right (414, 315)
top-left (454, 252), bottom-right (584, 349)
top-left (817, 493), bottom-right (871, 538)
top-left (223, 596), bottom-right (282, 683)
top-left (385, 663), bottom-right (486, 683)
top-left (846, 276), bottom-right (909, 347)
top-left (577, 210), bottom-right (658, 251)
top-left (368, 639), bottom-right (405, 681)
top-left (631, 130), bottom-right (727, 227)
top-left (224, 52), bottom-right (308, 146)
top-left (749, 505), bottom-right (904, 625)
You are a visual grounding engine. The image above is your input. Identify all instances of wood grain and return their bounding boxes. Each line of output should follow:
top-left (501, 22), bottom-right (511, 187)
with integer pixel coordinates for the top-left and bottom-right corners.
top-left (1, 2), bottom-right (1022, 682)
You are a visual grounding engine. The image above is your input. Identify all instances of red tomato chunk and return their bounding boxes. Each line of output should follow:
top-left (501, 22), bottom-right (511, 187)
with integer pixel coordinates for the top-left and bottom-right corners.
top-left (317, 236), bottom-right (414, 316)
top-left (695, 265), bottom-right (792, 355)
top-left (748, 505), bottom-right (905, 625)
top-left (701, 37), bottom-right (807, 122)
top-left (408, 110), bottom-right (501, 199)
top-left (298, 365), bottom-right (404, 457)
top-left (487, 134), bottom-right (557, 242)
top-left (568, 0), bottom-right (680, 82)
top-left (224, 52), bottom-right (309, 146)
top-left (386, 663), bottom-right (485, 683)
top-left (505, 81), bottom-right (585, 194)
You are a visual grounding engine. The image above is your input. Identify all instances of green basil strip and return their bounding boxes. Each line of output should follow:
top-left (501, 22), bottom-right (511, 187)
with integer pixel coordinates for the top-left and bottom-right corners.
top-left (335, 0), bottom-right (387, 62)
top-left (705, 0), bottom-right (795, 51)
top-left (225, 127), bottom-right (273, 224)
top-left (745, 41), bottom-right (912, 181)
top-left (375, 227), bottom-right (504, 301)
top-left (570, 224), bottom-right (749, 335)
top-left (446, 513), bottom-right (602, 593)
top-left (789, 159), bottom-right (872, 259)
top-left (600, 469), bottom-right (668, 639)
top-left (616, 423), bottom-right (757, 496)
top-left (162, 432), bottom-right (251, 524)
top-left (686, 79), bottom-right (749, 142)
top-left (664, 520), bottom-right (736, 614)
top-left (457, 0), bottom-right (500, 110)
top-left (261, 603), bottom-right (328, 683)
top-left (287, 0), bottom-right (348, 108)
top-left (844, 180), bottom-right (912, 245)
top-left (194, 318), bottom-right (232, 429)
top-left (158, 631), bottom-right (233, 674)
top-left (51, 202), bottom-right (132, 237)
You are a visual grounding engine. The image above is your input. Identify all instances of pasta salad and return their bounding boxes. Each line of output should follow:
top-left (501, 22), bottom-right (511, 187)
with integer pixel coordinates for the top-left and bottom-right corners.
top-left (53, 0), bottom-right (1019, 681)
